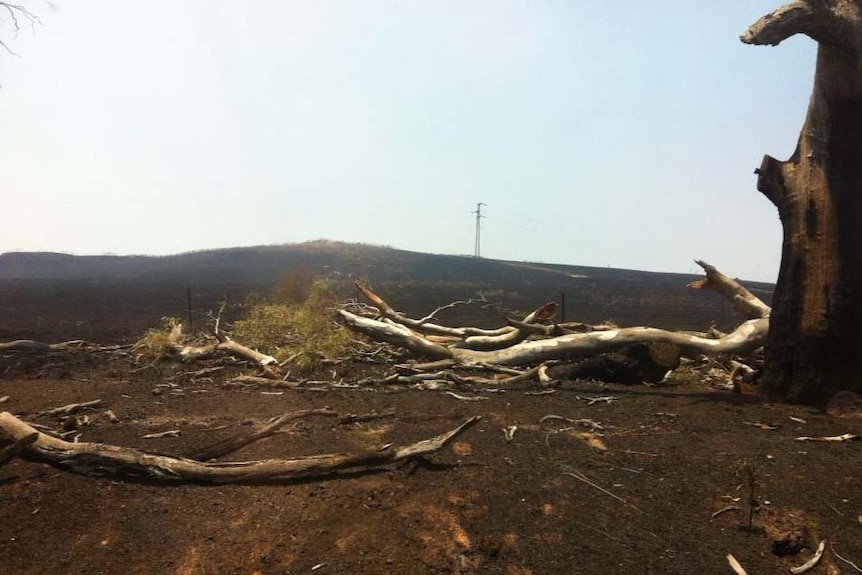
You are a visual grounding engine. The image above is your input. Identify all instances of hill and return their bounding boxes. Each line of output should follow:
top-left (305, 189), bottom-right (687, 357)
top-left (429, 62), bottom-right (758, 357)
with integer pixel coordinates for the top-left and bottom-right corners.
top-left (0, 241), bottom-right (773, 342)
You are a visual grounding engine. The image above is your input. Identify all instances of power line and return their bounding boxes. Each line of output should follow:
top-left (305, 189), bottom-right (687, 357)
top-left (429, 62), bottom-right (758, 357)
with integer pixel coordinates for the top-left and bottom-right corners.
top-left (472, 202), bottom-right (486, 258)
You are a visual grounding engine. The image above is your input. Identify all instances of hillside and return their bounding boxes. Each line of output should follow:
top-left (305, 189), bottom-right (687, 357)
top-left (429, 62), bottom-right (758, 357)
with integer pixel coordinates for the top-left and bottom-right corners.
top-left (0, 241), bottom-right (773, 342)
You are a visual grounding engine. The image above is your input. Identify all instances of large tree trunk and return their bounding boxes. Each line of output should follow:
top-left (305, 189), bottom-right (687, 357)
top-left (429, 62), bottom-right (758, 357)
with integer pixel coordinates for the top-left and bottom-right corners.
top-left (742, 0), bottom-right (862, 404)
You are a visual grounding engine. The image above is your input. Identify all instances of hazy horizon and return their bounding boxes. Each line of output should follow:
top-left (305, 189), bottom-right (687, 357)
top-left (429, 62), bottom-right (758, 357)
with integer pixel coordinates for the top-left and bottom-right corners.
top-left (2, 2), bottom-right (814, 282)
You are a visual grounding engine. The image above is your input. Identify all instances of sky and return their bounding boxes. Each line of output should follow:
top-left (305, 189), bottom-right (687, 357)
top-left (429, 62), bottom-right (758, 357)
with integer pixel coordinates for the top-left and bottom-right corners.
top-left (0, 1), bottom-right (815, 282)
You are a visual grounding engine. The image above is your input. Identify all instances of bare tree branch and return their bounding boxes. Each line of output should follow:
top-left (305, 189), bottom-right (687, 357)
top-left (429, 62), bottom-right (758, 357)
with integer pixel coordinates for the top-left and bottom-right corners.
top-left (0, 1), bottom-right (42, 55)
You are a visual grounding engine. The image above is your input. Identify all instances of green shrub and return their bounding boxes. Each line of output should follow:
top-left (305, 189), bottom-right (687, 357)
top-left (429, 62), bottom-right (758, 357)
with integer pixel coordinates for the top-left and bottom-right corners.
top-left (232, 276), bottom-right (352, 372)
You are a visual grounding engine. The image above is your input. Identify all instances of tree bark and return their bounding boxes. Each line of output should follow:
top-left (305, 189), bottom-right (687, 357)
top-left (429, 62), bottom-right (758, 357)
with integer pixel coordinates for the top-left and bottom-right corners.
top-left (742, 0), bottom-right (862, 404)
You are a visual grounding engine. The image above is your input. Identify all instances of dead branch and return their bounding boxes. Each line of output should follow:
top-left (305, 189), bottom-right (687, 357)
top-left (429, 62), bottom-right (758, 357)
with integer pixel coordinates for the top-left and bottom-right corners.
top-left (224, 375), bottom-right (301, 388)
top-left (340, 261), bottom-right (770, 368)
top-left (416, 293), bottom-right (489, 324)
top-left (831, 543), bottom-right (862, 573)
top-left (337, 411), bottom-right (396, 424)
top-left (354, 282), bottom-right (514, 339)
top-left (791, 540), bottom-right (826, 575)
top-left (687, 260), bottom-right (771, 319)
top-left (167, 324), bottom-right (279, 375)
top-left (456, 302), bottom-right (558, 351)
top-left (564, 471), bottom-right (641, 512)
top-left (0, 339), bottom-right (85, 352)
top-left (340, 309), bottom-right (767, 367)
top-left (39, 399), bottom-right (103, 417)
top-left (186, 408), bottom-right (339, 461)
top-left (0, 1), bottom-right (43, 54)
top-left (443, 391), bottom-right (488, 402)
top-left (795, 433), bottom-right (858, 442)
top-left (0, 411), bottom-right (480, 484)
top-left (727, 554), bottom-right (750, 575)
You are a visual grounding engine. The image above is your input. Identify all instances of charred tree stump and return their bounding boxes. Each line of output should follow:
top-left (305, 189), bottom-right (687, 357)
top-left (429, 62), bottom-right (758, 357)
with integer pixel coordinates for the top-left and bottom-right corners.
top-left (743, 1), bottom-right (862, 404)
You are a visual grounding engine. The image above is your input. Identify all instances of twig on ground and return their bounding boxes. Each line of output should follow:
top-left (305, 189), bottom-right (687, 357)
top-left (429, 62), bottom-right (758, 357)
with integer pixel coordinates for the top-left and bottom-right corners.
top-left (225, 376), bottom-right (301, 388)
top-left (790, 540), bottom-right (825, 574)
top-left (726, 553), bottom-right (749, 575)
top-left (338, 411), bottom-right (396, 424)
top-left (39, 400), bottom-right (103, 417)
top-left (831, 543), bottom-right (862, 573)
top-left (796, 433), bottom-right (858, 442)
top-left (186, 408), bottom-right (338, 461)
top-left (564, 471), bottom-right (641, 512)
top-left (503, 425), bottom-right (517, 442)
top-left (443, 391), bottom-right (488, 402)
top-left (743, 421), bottom-right (779, 430)
top-left (711, 505), bottom-right (741, 519)
top-left (142, 430), bottom-right (181, 439)
top-left (575, 395), bottom-right (618, 406)
top-left (539, 414), bottom-right (604, 431)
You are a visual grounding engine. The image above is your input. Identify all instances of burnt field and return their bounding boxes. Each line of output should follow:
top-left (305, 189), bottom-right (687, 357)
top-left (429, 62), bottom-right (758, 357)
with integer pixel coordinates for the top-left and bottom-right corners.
top-left (1, 263), bottom-right (860, 575)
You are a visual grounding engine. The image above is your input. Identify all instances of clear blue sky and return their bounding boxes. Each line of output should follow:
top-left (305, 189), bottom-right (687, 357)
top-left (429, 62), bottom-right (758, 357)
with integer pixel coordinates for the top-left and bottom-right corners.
top-left (1, 1), bottom-right (814, 282)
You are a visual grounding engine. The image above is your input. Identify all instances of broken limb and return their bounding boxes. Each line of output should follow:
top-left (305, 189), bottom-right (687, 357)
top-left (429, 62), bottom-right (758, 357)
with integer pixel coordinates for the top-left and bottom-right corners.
top-left (166, 324), bottom-right (279, 374)
top-left (354, 282), bottom-right (556, 344)
top-left (0, 340), bottom-right (83, 352)
top-left (687, 260), bottom-right (770, 320)
top-left (0, 411), bottom-right (480, 484)
top-left (39, 399), bottom-right (103, 417)
top-left (340, 309), bottom-right (768, 367)
top-left (339, 261), bottom-right (770, 368)
top-left (185, 408), bottom-right (339, 461)
top-left (354, 282), bottom-right (511, 339)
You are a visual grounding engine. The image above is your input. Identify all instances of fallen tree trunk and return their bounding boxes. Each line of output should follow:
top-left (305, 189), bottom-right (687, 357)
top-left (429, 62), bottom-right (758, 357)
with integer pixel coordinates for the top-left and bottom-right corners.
top-left (340, 311), bottom-right (768, 367)
top-left (0, 411), bottom-right (480, 484)
top-left (340, 261), bottom-right (771, 368)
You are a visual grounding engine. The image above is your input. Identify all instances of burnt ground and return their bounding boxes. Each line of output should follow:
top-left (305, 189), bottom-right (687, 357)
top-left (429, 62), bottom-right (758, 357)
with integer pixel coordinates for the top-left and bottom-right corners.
top-left (0, 281), bottom-right (860, 575)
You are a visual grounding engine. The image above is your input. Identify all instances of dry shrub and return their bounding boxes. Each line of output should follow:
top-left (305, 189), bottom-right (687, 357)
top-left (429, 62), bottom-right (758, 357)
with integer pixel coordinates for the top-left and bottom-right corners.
top-left (232, 276), bottom-right (352, 372)
top-left (132, 317), bottom-right (181, 362)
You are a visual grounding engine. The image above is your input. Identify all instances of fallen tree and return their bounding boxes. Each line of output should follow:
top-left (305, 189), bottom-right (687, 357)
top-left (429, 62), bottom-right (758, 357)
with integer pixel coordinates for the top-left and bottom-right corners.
top-left (0, 410), bottom-right (480, 484)
top-left (338, 261), bottom-right (770, 373)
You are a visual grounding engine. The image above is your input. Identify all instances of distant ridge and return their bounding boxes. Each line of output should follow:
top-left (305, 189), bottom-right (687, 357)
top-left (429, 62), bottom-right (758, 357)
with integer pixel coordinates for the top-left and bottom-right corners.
top-left (0, 241), bottom-right (774, 338)
top-left (0, 241), bottom-right (719, 286)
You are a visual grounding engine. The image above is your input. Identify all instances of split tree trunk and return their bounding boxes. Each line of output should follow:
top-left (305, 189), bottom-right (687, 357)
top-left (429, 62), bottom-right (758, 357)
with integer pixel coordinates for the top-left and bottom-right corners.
top-left (742, 0), bottom-right (862, 404)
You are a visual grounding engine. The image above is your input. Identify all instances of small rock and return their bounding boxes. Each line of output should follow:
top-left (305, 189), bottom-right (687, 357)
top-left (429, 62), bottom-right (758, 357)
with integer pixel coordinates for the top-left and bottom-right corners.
top-left (151, 387), bottom-right (163, 396)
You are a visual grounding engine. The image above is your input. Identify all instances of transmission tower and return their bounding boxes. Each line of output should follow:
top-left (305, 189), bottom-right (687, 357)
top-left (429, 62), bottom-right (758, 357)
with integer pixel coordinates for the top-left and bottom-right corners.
top-left (473, 202), bottom-right (486, 258)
